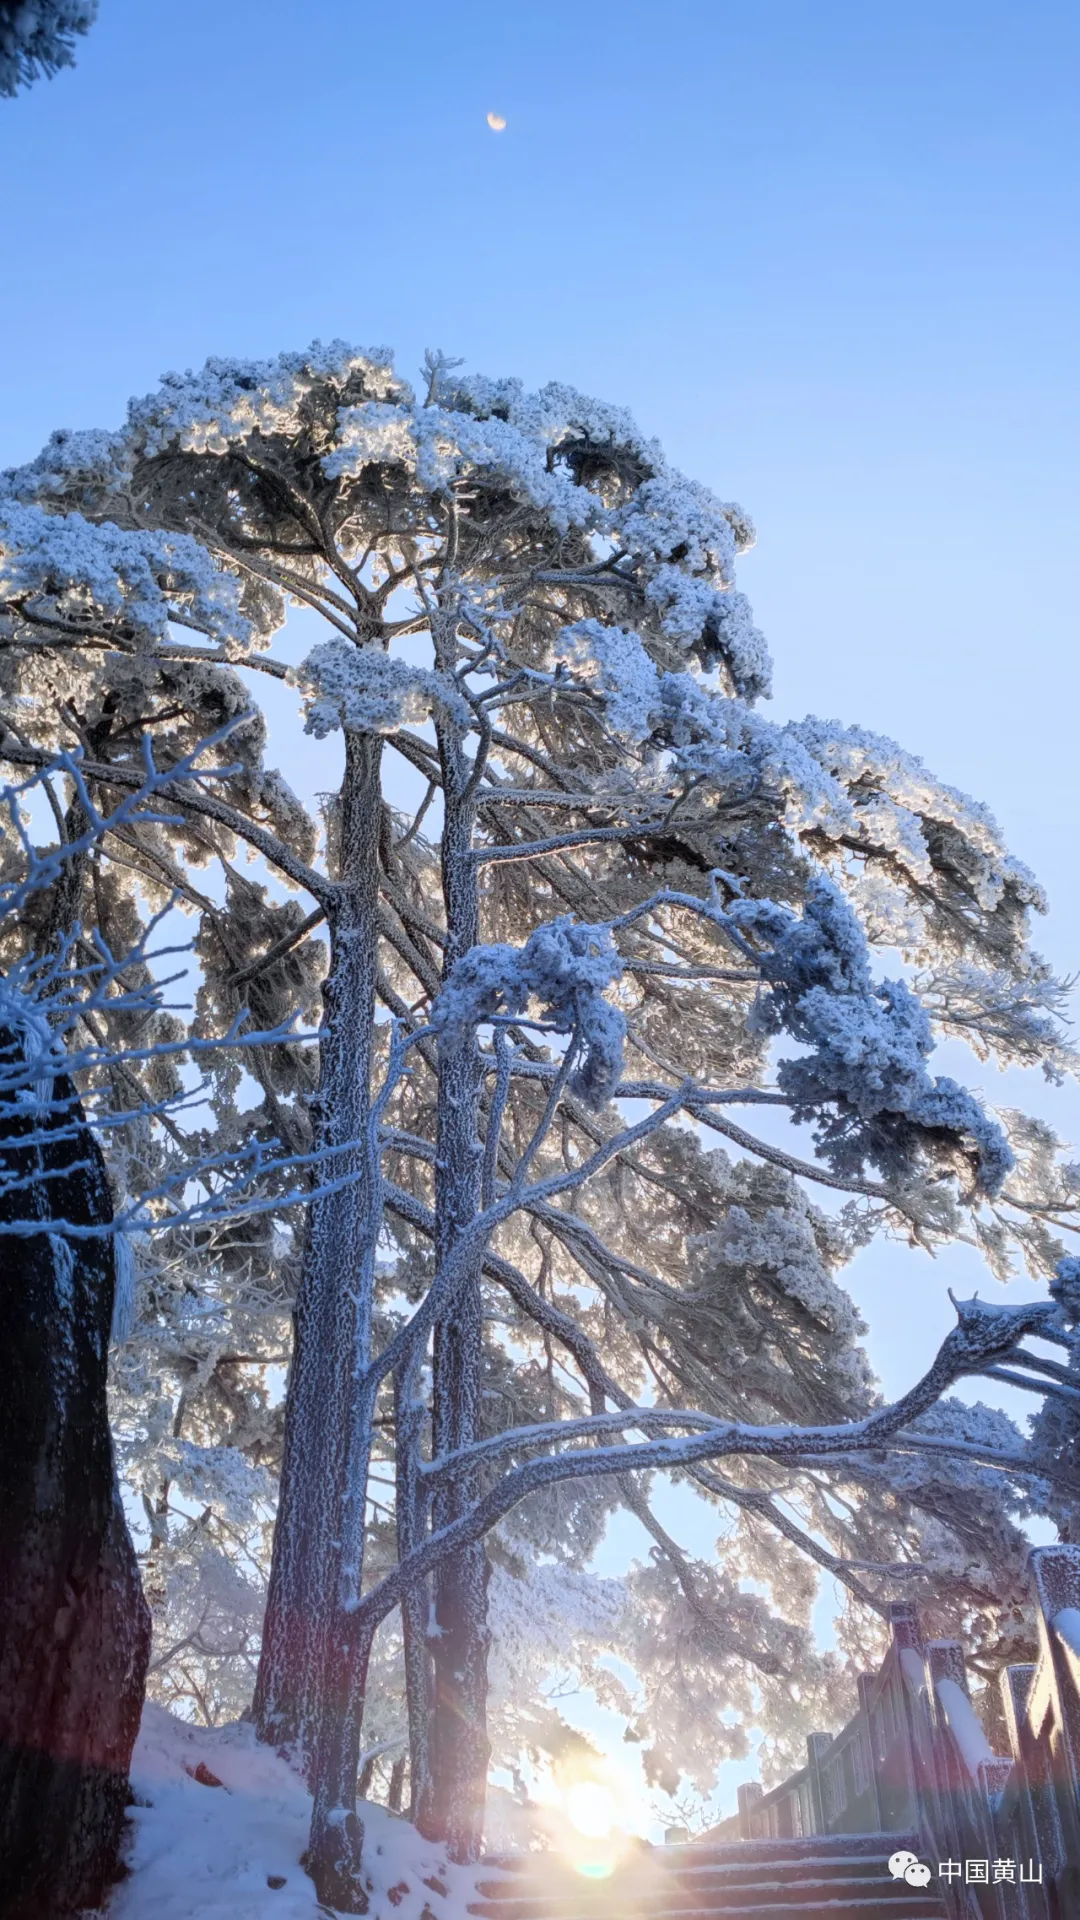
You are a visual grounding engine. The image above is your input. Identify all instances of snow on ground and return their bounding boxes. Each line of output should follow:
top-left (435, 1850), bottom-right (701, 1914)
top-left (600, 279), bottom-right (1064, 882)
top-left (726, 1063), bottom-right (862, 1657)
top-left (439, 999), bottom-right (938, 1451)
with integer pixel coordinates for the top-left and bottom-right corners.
top-left (109, 1702), bottom-right (481, 1920)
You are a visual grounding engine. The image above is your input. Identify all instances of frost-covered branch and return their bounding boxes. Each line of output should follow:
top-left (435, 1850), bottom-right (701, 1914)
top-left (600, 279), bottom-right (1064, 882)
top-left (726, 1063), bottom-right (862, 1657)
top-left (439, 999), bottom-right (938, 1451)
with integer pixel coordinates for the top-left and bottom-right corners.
top-left (0, 732), bottom-right (329, 902)
top-left (347, 1294), bottom-right (1064, 1630)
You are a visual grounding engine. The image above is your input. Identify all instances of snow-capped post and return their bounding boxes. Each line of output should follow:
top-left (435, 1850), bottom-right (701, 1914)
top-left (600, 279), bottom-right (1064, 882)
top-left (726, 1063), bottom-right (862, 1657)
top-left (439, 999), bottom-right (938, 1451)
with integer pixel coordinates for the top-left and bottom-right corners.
top-left (805, 1731), bottom-right (833, 1833)
top-left (855, 1674), bottom-right (883, 1830)
top-left (737, 1781), bottom-right (764, 1839)
top-left (997, 1660), bottom-right (1049, 1897)
top-left (0, 1034), bottom-right (150, 1917)
top-left (888, 1601), bottom-right (922, 1653)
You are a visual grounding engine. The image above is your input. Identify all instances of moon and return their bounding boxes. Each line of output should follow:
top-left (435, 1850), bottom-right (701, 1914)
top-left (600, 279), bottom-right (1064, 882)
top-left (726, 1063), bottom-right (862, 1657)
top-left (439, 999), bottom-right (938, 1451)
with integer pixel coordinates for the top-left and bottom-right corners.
top-left (486, 112), bottom-right (507, 131)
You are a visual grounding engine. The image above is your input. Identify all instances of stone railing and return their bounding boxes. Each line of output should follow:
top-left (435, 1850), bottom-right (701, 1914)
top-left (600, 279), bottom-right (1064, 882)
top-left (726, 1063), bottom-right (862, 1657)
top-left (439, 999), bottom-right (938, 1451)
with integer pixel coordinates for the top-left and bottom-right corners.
top-left (719, 1545), bottom-right (1080, 1919)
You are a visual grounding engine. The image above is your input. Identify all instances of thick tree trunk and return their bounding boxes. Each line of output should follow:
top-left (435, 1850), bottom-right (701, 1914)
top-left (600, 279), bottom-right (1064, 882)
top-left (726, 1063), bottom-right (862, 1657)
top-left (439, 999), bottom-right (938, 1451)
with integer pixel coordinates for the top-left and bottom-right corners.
top-left (305, 1615), bottom-right (376, 1910)
top-left (394, 1359), bottom-right (433, 1821)
top-left (422, 1272), bottom-right (491, 1861)
top-left (0, 1044), bottom-right (150, 1920)
top-left (416, 706), bottom-right (491, 1862)
top-left (253, 733), bottom-right (384, 1908)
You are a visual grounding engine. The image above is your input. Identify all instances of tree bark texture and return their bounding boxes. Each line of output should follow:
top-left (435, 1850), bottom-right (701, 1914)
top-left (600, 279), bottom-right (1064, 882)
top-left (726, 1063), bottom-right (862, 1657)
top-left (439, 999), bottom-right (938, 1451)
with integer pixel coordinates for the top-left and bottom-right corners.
top-left (0, 1044), bottom-right (150, 1919)
top-left (417, 709), bottom-right (491, 1862)
top-left (394, 1360), bottom-right (433, 1822)
top-left (253, 733), bottom-right (384, 1906)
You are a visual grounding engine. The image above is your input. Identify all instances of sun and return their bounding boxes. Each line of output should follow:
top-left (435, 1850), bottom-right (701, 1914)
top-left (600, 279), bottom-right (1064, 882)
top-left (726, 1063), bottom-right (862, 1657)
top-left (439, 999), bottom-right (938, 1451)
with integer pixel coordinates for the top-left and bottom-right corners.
top-left (563, 1780), bottom-right (620, 1840)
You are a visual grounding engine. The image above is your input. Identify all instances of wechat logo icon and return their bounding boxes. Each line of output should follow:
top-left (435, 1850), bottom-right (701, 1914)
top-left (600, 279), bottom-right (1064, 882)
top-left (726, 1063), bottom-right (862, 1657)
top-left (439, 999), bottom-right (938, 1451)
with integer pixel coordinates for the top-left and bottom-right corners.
top-left (889, 1849), bottom-right (931, 1888)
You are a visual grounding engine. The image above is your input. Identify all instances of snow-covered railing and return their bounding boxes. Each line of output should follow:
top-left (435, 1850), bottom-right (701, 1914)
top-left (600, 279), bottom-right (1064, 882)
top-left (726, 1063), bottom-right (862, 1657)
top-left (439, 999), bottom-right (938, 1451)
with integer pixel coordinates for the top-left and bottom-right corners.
top-left (734, 1628), bottom-right (912, 1846)
top-left (910, 1640), bottom-right (1016, 1920)
top-left (991, 1548), bottom-right (1080, 1919)
top-left (933, 1678), bottom-right (995, 1782)
top-left (726, 1547), bottom-right (1080, 1919)
top-left (734, 1759), bottom-right (815, 1844)
top-left (1052, 1604), bottom-right (1080, 1667)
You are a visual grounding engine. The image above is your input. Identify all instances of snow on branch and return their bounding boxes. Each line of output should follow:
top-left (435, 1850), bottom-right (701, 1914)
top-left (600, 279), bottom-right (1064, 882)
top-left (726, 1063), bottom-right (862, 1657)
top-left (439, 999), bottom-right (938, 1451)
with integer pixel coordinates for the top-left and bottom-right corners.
top-left (0, 727), bottom-right (328, 902)
top-left (328, 400), bottom-right (603, 537)
top-left (730, 876), bottom-right (1014, 1192)
top-left (918, 959), bottom-right (1078, 1082)
top-left (432, 917), bottom-right (627, 1107)
top-left (426, 1293), bottom-right (1061, 1492)
top-left (327, 367), bottom-right (770, 692)
top-left (0, 966), bottom-right (381, 1245)
top-left (555, 620), bottom-right (660, 740)
top-left (615, 873), bottom-right (1012, 1195)
top-left (296, 637), bottom-right (470, 738)
top-left (546, 634), bottom-right (1053, 1024)
top-left (790, 714), bottom-right (1045, 909)
top-left (0, 717), bottom-right (248, 919)
top-left (607, 460), bottom-right (771, 694)
top-left (125, 342), bottom-right (401, 458)
top-left (1051, 1256), bottom-right (1080, 1323)
top-left (431, 868), bottom-right (1012, 1190)
top-left (348, 1290), bottom-right (1065, 1630)
top-left (0, 500), bottom-right (248, 646)
top-left (1, 425), bottom-right (129, 508)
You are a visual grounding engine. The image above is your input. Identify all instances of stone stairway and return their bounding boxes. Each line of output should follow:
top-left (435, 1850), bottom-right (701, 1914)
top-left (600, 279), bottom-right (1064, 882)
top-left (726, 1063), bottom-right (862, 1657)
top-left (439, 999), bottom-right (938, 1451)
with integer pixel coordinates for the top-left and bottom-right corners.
top-left (471, 1832), bottom-right (948, 1920)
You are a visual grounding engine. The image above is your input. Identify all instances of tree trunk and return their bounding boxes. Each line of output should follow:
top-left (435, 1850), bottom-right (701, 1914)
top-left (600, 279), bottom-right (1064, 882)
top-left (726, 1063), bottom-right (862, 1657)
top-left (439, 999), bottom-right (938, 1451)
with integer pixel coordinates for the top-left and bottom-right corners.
top-left (253, 733), bottom-right (385, 1909)
top-left (305, 1615), bottom-right (376, 1911)
top-left (0, 1043), bottom-right (150, 1920)
top-left (394, 1359), bottom-right (433, 1821)
top-left (416, 699), bottom-right (491, 1862)
top-left (421, 1273), bottom-right (490, 1861)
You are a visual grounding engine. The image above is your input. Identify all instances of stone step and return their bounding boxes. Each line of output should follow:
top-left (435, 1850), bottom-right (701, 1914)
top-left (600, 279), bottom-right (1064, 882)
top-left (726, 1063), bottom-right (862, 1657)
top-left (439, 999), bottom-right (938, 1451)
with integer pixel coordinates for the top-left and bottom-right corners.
top-left (471, 1832), bottom-right (947, 1920)
top-left (666, 1862), bottom-right (916, 1890)
top-left (470, 1901), bottom-right (944, 1920)
top-left (481, 1834), bottom-right (921, 1874)
top-left (471, 1881), bottom-right (936, 1913)
top-left (666, 1834), bottom-right (923, 1859)
top-left (478, 1857), bottom-right (920, 1893)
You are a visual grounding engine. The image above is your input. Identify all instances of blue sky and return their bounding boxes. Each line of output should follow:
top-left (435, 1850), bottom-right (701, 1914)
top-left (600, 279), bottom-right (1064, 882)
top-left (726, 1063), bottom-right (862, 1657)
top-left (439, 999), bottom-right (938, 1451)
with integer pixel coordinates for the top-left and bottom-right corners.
top-left (3, 0), bottom-right (1079, 1824)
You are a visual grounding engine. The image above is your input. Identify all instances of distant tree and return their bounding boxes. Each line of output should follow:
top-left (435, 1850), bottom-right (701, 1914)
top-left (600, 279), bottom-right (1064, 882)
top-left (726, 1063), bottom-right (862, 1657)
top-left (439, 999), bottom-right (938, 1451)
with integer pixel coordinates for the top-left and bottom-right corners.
top-left (0, 0), bottom-right (97, 96)
top-left (1, 343), bottom-right (1077, 1909)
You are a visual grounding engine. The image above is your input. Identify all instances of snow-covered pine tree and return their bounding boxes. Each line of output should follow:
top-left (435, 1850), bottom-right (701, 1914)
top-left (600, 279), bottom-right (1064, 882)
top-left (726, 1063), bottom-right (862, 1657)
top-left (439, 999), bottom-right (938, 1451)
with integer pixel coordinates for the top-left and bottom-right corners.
top-left (2, 341), bottom-right (1077, 1906)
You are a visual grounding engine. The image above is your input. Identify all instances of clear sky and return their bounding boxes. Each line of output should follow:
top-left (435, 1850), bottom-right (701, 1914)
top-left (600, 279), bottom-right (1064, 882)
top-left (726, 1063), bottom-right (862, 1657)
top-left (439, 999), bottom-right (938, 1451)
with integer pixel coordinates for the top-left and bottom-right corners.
top-left (3, 0), bottom-right (1079, 1828)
